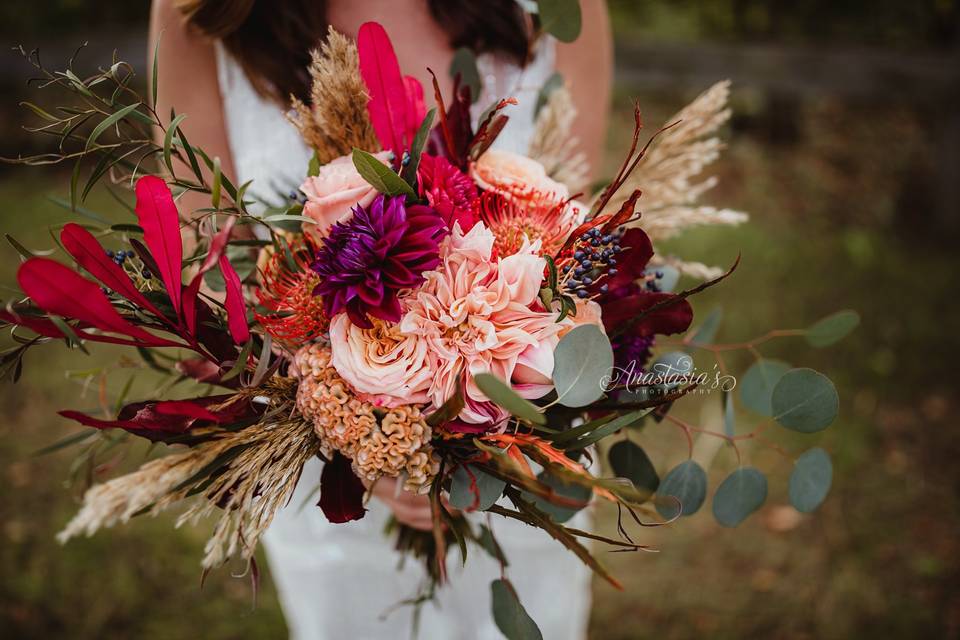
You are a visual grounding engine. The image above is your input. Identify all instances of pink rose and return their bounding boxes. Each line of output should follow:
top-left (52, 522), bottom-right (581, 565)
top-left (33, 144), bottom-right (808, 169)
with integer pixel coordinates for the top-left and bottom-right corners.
top-left (470, 149), bottom-right (569, 205)
top-left (299, 151), bottom-right (392, 233)
top-left (328, 313), bottom-right (436, 407)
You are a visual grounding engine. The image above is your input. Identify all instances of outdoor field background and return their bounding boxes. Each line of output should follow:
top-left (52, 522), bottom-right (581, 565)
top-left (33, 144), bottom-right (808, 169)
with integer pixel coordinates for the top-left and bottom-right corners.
top-left (1, 2), bottom-right (958, 638)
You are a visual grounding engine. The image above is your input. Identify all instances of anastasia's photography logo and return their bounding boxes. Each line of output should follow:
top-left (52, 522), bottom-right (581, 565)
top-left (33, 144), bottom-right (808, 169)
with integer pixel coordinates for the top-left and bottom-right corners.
top-left (601, 354), bottom-right (737, 395)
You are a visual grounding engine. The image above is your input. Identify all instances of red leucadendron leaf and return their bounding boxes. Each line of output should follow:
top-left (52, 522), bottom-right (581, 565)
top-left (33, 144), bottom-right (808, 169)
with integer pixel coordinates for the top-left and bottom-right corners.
top-left (16, 258), bottom-right (181, 347)
top-left (358, 21), bottom-right (413, 156)
top-left (134, 175), bottom-right (183, 317)
top-left (602, 291), bottom-right (694, 336)
top-left (218, 250), bottom-right (250, 345)
top-left (318, 452), bottom-right (367, 524)
top-left (60, 223), bottom-right (166, 320)
top-left (182, 217), bottom-right (236, 337)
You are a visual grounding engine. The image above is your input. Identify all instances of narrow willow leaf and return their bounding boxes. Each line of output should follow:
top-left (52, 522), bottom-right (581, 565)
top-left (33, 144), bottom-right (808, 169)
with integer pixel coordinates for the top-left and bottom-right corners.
top-left (449, 48), bottom-right (481, 102)
top-left (805, 310), bottom-right (860, 347)
top-left (449, 464), bottom-right (506, 511)
top-left (211, 156), bottom-right (222, 209)
top-left (151, 35), bottom-right (161, 109)
top-left (740, 359), bottom-right (791, 416)
top-left (771, 368), bottom-right (839, 433)
top-left (220, 339), bottom-right (253, 381)
top-left (538, 0), bottom-right (583, 42)
top-left (260, 214), bottom-right (317, 225)
top-left (656, 460), bottom-right (707, 519)
top-left (560, 410), bottom-right (650, 450)
top-left (789, 447), bottom-right (833, 513)
top-left (552, 324), bottom-right (614, 407)
top-left (32, 430), bottom-right (97, 457)
top-left (85, 102), bottom-right (141, 151)
top-left (712, 467), bottom-right (768, 527)
top-left (491, 579), bottom-right (543, 640)
top-left (473, 373), bottom-right (546, 425)
top-left (163, 113), bottom-right (189, 176)
top-left (352, 148), bottom-right (416, 198)
top-left (608, 440), bottom-right (659, 493)
top-left (5, 234), bottom-right (35, 259)
top-left (477, 525), bottom-right (509, 566)
top-left (401, 108), bottom-right (436, 186)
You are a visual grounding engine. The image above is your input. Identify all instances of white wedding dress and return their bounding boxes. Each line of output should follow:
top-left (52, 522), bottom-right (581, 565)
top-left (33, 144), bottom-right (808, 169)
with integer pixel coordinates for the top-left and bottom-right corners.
top-left (216, 35), bottom-right (592, 640)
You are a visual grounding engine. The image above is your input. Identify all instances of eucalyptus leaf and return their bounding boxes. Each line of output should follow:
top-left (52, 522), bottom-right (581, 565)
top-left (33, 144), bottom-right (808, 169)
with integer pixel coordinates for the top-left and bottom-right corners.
top-left (712, 467), bottom-right (768, 527)
top-left (688, 307), bottom-right (722, 346)
top-left (538, 0), bottom-right (582, 42)
top-left (656, 460), bottom-right (707, 519)
top-left (521, 471), bottom-right (591, 523)
top-left (740, 359), bottom-right (791, 416)
top-left (771, 368), bottom-right (839, 433)
top-left (449, 48), bottom-right (481, 102)
top-left (789, 447), bottom-right (833, 513)
top-left (723, 391), bottom-right (736, 437)
top-left (534, 71), bottom-right (564, 116)
top-left (552, 324), bottom-right (614, 407)
top-left (805, 310), bottom-right (860, 347)
top-left (352, 148), bottom-right (416, 198)
top-left (474, 373), bottom-right (546, 425)
top-left (449, 464), bottom-right (506, 511)
top-left (491, 579), bottom-right (543, 640)
top-left (608, 440), bottom-right (659, 493)
top-left (643, 264), bottom-right (680, 293)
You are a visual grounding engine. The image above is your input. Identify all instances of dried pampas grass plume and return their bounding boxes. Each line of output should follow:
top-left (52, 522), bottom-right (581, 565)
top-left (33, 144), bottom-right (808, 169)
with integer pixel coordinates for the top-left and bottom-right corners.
top-left (58, 390), bottom-right (322, 569)
top-left (607, 81), bottom-right (748, 245)
top-left (289, 27), bottom-right (380, 163)
top-left (528, 84), bottom-right (590, 193)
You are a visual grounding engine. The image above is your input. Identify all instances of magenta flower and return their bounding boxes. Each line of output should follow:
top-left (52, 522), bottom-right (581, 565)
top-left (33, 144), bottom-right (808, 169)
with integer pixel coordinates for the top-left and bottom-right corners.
top-left (418, 153), bottom-right (478, 231)
top-left (312, 194), bottom-right (446, 328)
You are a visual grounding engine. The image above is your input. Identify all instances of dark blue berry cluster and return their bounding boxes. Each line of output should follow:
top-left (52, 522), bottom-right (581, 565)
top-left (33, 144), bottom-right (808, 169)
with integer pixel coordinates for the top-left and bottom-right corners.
top-left (645, 270), bottom-right (666, 292)
top-left (105, 249), bottom-right (152, 279)
top-left (561, 227), bottom-right (624, 299)
top-left (288, 190), bottom-right (308, 205)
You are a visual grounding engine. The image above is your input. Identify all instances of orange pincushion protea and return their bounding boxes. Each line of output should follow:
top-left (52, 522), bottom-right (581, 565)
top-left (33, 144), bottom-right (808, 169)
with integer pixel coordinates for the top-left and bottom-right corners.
top-left (474, 190), bottom-right (585, 257)
top-left (255, 236), bottom-right (328, 344)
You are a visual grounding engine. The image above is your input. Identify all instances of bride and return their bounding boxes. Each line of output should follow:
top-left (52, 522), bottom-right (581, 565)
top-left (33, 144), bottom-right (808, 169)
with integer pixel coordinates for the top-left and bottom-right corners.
top-left (148, 1), bottom-right (612, 637)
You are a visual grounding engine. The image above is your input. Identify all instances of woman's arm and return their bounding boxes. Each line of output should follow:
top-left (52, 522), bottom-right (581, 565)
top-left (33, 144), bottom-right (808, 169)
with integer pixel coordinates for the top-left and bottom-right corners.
top-left (148, 0), bottom-right (236, 210)
top-left (554, 0), bottom-right (613, 181)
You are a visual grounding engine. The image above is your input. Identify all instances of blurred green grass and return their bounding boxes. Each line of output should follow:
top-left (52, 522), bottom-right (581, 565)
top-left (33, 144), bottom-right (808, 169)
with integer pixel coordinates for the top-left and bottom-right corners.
top-left (1, 66), bottom-right (959, 640)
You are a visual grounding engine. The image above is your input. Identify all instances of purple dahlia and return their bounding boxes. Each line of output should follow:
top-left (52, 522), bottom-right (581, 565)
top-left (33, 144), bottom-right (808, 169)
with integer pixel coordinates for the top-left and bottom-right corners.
top-left (312, 194), bottom-right (446, 328)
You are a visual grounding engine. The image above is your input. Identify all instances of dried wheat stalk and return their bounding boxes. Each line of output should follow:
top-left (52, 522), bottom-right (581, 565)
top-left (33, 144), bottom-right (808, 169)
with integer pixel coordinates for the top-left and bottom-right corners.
top-left (289, 27), bottom-right (380, 163)
top-left (528, 84), bottom-right (590, 193)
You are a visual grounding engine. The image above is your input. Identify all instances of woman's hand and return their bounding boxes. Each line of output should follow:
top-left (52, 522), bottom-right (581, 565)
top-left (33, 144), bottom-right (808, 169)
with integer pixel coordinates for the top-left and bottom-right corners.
top-left (369, 477), bottom-right (435, 531)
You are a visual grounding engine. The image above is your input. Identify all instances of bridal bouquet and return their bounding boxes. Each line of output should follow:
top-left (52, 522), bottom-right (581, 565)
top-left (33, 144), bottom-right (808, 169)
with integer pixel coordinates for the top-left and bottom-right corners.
top-left (2, 18), bottom-right (854, 636)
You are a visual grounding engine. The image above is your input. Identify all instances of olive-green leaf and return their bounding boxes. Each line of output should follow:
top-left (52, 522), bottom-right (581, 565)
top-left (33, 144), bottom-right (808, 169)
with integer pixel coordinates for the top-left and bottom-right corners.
top-left (552, 323), bottom-right (614, 407)
top-left (740, 359), bottom-right (791, 416)
top-left (712, 467), bottom-right (768, 527)
top-left (656, 460), bottom-right (707, 519)
top-left (789, 447), bottom-right (833, 513)
top-left (771, 368), bottom-right (839, 433)
top-left (351, 148), bottom-right (416, 198)
top-left (491, 579), bottom-right (542, 640)
top-left (608, 440), bottom-right (659, 493)
top-left (449, 464), bottom-right (505, 511)
top-left (449, 48), bottom-right (481, 102)
top-left (538, 0), bottom-right (582, 43)
top-left (85, 102), bottom-right (142, 151)
top-left (474, 373), bottom-right (546, 425)
top-left (805, 310), bottom-right (860, 347)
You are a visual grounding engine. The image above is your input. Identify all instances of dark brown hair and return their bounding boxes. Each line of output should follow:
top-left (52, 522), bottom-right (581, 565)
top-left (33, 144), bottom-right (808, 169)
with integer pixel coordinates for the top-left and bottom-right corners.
top-left (177, 0), bottom-right (533, 104)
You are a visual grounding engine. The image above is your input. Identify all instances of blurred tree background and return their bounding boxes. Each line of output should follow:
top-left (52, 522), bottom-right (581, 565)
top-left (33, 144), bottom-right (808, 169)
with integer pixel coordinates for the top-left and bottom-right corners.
top-left (1, 1), bottom-right (958, 639)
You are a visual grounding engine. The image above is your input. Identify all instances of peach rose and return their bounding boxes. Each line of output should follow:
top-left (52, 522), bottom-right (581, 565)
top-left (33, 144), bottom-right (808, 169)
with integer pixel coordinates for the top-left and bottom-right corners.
top-left (470, 149), bottom-right (570, 204)
top-left (328, 312), bottom-right (436, 407)
top-left (299, 151), bottom-right (392, 233)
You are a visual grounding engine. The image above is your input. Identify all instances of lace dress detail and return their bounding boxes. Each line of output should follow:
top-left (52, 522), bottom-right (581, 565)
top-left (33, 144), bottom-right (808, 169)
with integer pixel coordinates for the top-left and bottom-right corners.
top-left (215, 36), bottom-right (591, 640)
